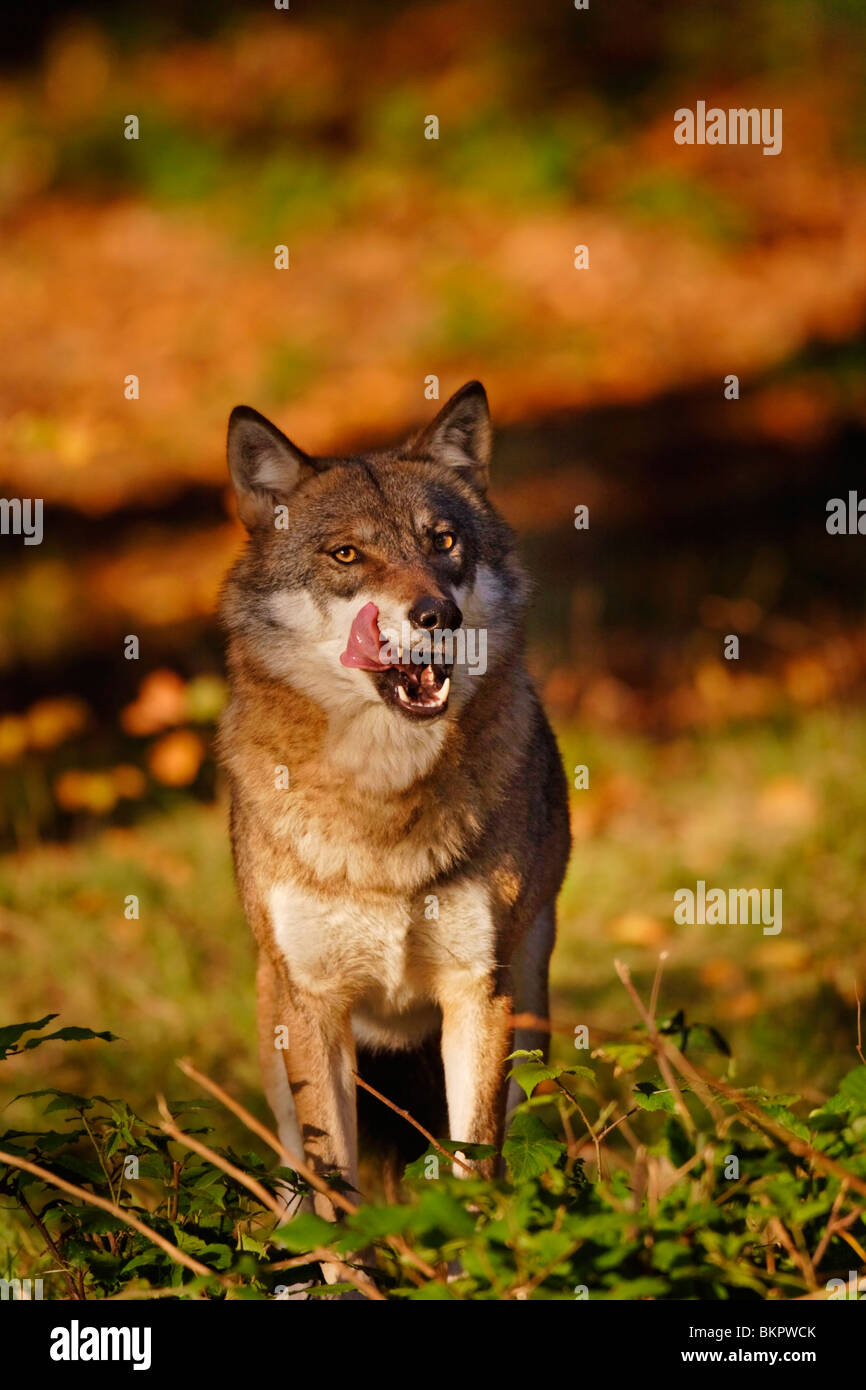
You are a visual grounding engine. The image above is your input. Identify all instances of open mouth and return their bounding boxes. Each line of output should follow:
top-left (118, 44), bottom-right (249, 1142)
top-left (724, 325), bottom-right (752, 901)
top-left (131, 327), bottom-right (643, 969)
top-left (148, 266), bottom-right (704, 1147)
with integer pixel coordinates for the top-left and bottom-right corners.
top-left (339, 601), bottom-right (453, 720)
top-left (375, 661), bottom-right (452, 720)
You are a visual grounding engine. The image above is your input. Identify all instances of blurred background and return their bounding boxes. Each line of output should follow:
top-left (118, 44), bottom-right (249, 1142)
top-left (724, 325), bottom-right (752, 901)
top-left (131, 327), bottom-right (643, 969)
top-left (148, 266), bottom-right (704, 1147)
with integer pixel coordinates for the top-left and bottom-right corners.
top-left (1, 0), bottom-right (866, 1125)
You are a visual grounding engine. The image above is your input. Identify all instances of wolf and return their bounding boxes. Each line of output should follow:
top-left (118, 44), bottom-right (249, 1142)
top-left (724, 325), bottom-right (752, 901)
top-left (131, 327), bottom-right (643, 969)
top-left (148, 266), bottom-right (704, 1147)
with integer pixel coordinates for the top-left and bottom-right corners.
top-left (218, 381), bottom-right (570, 1231)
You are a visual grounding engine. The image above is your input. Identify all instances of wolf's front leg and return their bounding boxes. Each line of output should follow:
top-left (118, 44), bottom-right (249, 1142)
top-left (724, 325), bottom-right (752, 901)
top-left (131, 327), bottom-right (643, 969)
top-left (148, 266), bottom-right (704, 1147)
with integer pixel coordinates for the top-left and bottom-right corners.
top-left (439, 977), bottom-right (513, 1177)
top-left (275, 985), bottom-right (359, 1222)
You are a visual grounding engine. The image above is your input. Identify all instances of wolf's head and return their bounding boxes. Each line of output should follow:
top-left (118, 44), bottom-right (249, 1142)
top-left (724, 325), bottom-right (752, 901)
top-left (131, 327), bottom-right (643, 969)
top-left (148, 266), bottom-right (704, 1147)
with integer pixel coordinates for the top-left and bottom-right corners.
top-left (221, 382), bottom-right (528, 741)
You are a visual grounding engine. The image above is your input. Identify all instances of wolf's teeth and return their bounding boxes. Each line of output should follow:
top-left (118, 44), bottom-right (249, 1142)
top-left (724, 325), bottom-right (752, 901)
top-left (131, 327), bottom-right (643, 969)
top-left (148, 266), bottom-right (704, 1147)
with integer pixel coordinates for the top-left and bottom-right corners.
top-left (396, 684), bottom-right (411, 704)
top-left (436, 678), bottom-right (450, 703)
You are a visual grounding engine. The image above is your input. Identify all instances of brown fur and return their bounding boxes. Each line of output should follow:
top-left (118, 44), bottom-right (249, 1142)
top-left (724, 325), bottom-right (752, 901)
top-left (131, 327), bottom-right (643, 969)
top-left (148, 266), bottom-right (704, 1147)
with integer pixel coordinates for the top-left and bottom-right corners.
top-left (218, 383), bottom-right (570, 1223)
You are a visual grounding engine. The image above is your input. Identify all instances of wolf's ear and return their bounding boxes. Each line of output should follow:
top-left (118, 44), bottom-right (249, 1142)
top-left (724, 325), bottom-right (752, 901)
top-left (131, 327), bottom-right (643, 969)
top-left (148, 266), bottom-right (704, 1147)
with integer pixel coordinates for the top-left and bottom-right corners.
top-left (227, 406), bottom-right (316, 530)
top-left (407, 381), bottom-right (492, 491)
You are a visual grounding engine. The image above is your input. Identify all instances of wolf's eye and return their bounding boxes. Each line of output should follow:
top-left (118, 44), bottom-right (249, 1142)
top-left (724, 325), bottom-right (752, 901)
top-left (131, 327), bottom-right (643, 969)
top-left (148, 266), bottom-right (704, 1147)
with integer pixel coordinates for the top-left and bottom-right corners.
top-left (331, 546), bottom-right (359, 564)
top-left (433, 531), bottom-right (455, 552)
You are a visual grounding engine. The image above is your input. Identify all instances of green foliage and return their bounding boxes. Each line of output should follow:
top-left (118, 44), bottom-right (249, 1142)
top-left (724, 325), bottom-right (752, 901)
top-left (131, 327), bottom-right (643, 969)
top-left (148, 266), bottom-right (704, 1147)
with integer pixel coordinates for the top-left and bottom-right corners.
top-left (1, 1015), bottom-right (865, 1300)
top-left (0, 1016), bottom-right (119, 1061)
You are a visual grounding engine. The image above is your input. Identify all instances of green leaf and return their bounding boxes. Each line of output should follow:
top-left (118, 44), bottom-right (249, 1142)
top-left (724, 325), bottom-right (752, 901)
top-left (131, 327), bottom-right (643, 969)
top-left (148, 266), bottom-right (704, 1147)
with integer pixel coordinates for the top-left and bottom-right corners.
top-left (161, 1098), bottom-right (224, 1115)
top-left (409, 1188), bottom-right (477, 1238)
top-left (14, 1089), bottom-right (96, 1112)
top-left (824, 1067), bottom-right (866, 1115)
top-left (507, 1062), bottom-right (562, 1100)
top-left (197, 1243), bottom-right (235, 1269)
top-left (598, 1276), bottom-right (669, 1299)
top-left (21, 1025), bottom-right (119, 1051)
top-left (633, 1082), bottom-right (678, 1113)
top-left (76, 1210), bottom-right (129, 1235)
top-left (595, 1041), bottom-right (652, 1072)
top-left (761, 1104), bottom-right (811, 1140)
top-left (273, 1212), bottom-right (338, 1253)
top-left (403, 1141), bottom-right (495, 1181)
top-left (502, 1112), bottom-right (565, 1181)
top-left (0, 1015), bottom-right (58, 1057)
top-left (403, 1280), bottom-right (459, 1300)
top-left (52, 1154), bottom-right (107, 1184)
top-left (348, 1203), bottom-right (415, 1241)
top-left (559, 1065), bottom-right (596, 1084)
top-left (121, 1252), bottom-right (162, 1276)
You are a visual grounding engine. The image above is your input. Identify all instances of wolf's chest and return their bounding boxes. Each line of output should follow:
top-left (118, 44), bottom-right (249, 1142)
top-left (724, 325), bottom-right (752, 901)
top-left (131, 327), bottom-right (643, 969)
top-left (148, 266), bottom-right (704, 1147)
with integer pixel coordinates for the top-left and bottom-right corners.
top-left (266, 877), bottom-right (495, 1026)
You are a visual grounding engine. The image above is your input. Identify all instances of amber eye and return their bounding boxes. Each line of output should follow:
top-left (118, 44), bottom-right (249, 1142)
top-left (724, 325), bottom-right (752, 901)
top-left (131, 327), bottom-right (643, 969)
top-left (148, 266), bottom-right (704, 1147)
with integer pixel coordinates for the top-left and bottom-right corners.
top-left (331, 545), bottom-right (359, 564)
top-left (433, 531), bottom-right (455, 552)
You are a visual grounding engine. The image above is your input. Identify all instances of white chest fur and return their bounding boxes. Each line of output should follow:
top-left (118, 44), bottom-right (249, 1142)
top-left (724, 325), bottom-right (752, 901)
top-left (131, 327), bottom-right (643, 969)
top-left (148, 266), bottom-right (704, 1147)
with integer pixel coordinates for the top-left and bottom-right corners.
top-left (267, 877), bottom-right (495, 1048)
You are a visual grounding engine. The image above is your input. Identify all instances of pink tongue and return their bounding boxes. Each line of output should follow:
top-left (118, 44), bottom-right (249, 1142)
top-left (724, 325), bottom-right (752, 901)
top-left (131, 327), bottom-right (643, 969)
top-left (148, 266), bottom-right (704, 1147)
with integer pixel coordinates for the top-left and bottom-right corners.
top-left (339, 601), bottom-right (391, 670)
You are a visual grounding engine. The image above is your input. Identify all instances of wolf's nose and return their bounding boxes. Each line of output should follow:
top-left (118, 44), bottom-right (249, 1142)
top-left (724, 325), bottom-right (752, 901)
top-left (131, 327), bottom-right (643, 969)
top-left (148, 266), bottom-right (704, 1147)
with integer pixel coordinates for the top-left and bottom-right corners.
top-left (409, 595), bottom-right (463, 631)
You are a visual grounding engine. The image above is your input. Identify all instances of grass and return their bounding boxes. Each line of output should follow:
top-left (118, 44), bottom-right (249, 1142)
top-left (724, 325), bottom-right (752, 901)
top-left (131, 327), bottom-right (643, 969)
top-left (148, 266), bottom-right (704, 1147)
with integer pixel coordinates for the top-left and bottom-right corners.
top-left (1, 702), bottom-right (864, 1296)
top-left (1, 703), bottom-right (863, 1138)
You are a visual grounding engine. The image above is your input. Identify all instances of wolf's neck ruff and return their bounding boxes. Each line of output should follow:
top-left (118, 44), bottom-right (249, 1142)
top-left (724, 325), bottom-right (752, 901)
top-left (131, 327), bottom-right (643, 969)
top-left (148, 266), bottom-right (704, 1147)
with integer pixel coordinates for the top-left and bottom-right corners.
top-left (220, 645), bottom-right (535, 895)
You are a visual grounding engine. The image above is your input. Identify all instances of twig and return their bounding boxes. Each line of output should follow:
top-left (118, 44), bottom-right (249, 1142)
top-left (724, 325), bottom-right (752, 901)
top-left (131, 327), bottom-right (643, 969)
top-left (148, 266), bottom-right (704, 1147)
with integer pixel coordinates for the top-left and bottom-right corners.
top-left (856, 986), bottom-right (865, 1067)
top-left (157, 1095), bottom-right (285, 1219)
top-left (0, 1149), bottom-right (214, 1280)
top-left (156, 1096), bottom-right (385, 1302)
top-left (648, 951), bottom-right (669, 1023)
top-left (176, 1058), bottom-right (437, 1285)
top-left (614, 960), bottom-right (696, 1136)
top-left (168, 1159), bottom-right (181, 1223)
top-left (16, 1189), bottom-right (82, 1301)
top-left (813, 1182), bottom-right (848, 1269)
top-left (641, 1015), bottom-right (731, 1130)
top-left (512, 1241), bottom-right (581, 1299)
top-left (673, 1061), bottom-right (866, 1200)
top-left (175, 1057), bottom-right (357, 1217)
top-left (838, 1226), bottom-right (866, 1264)
top-left (509, 1011), bottom-right (621, 1040)
top-left (557, 1096), bottom-right (579, 1170)
top-left (766, 1206), bottom-right (816, 1291)
top-left (81, 1111), bottom-right (116, 1207)
top-left (352, 1070), bottom-right (475, 1175)
top-left (561, 1086), bottom-right (603, 1179)
top-left (596, 1108), bottom-right (638, 1144)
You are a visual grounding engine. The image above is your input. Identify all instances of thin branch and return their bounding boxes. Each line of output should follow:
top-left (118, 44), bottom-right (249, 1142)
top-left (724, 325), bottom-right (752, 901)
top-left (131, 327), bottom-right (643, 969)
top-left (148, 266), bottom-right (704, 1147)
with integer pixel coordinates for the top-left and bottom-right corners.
top-left (352, 1070), bottom-right (475, 1175)
top-left (175, 1057), bottom-right (357, 1217)
top-left (81, 1111), bottom-right (116, 1207)
top-left (838, 1226), bottom-right (866, 1265)
top-left (596, 1107), bottom-right (638, 1144)
top-left (16, 1189), bottom-right (82, 1301)
top-left (561, 1086), bottom-right (603, 1179)
top-left (176, 1058), bottom-right (438, 1285)
top-left (766, 1208), bottom-right (816, 1291)
top-left (0, 1149), bottom-right (214, 1280)
top-left (813, 1182), bottom-right (849, 1269)
top-left (648, 950), bottom-right (669, 1023)
top-left (669, 1054), bottom-right (866, 1200)
top-left (156, 1096), bottom-right (385, 1302)
top-left (512, 1241), bottom-right (581, 1299)
top-left (157, 1095), bottom-right (284, 1219)
top-left (614, 960), bottom-right (696, 1136)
